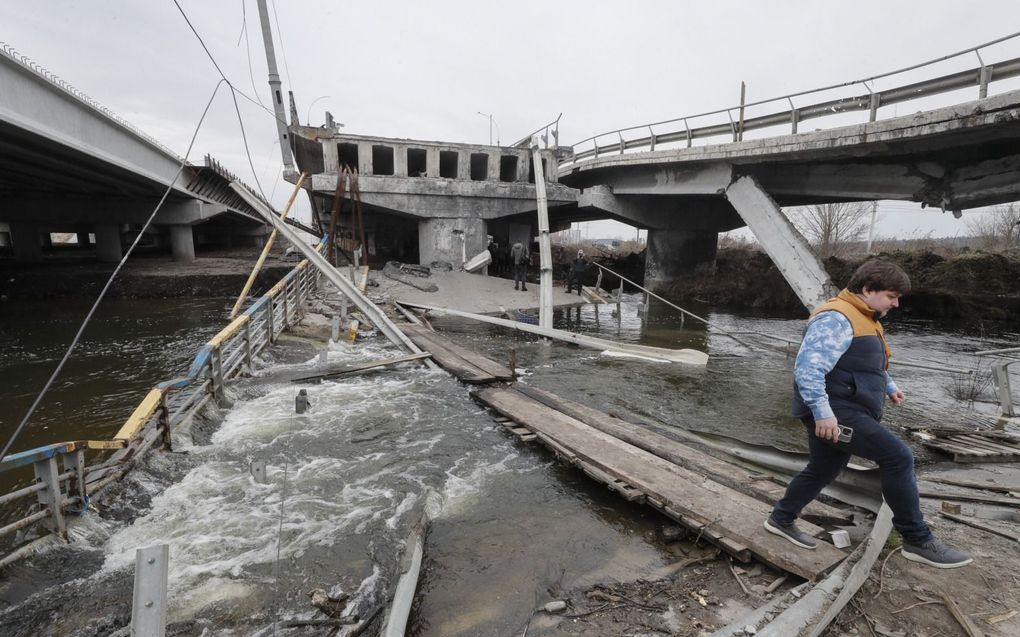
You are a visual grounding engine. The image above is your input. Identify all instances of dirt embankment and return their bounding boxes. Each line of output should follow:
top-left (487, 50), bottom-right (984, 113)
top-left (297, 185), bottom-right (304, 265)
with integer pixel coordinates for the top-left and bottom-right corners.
top-left (0, 255), bottom-right (295, 299)
top-left (649, 248), bottom-right (1020, 322)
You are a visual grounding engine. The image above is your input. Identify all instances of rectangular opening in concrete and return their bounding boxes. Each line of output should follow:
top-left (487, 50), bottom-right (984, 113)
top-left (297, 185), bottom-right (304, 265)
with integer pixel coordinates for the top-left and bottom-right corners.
top-left (372, 146), bottom-right (394, 175)
top-left (528, 157), bottom-right (548, 183)
top-left (439, 151), bottom-right (459, 178)
top-left (339, 143), bottom-right (359, 171)
top-left (470, 153), bottom-right (489, 181)
top-left (407, 148), bottom-right (427, 176)
top-left (499, 155), bottom-right (518, 182)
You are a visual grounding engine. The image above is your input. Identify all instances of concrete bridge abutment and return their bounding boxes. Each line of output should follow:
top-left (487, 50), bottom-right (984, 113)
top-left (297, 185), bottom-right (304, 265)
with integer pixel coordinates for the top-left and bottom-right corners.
top-left (9, 222), bottom-right (44, 262)
top-left (645, 228), bottom-right (719, 291)
top-left (418, 217), bottom-right (488, 267)
top-left (169, 224), bottom-right (196, 263)
top-left (94, 223), bottom-right (123, 263)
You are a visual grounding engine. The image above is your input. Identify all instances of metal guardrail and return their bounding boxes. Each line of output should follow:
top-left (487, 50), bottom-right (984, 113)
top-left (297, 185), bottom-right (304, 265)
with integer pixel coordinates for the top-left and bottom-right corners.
top-left (0, 241), bottom-right (326, 556)
top-left (974, 345), bottom-right (1020, 417)
top-left (562, 32), bottom-right (1020, 168)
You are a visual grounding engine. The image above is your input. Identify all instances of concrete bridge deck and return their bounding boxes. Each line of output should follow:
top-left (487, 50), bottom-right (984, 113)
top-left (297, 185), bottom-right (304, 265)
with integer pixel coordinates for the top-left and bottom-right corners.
top-left (0, 45), bottom-right (278, 264)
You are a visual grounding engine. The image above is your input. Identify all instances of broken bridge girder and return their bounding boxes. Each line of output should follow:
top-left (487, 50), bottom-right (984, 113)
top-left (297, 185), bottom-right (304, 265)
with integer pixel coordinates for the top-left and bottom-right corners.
top-left (724, 174), bottom-right (835, 310)
top-left (228, 181), bottom-right (437, 370)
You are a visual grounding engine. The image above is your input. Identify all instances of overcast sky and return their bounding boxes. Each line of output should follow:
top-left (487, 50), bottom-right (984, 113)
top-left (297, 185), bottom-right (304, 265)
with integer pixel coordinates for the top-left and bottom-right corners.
top-left (4, 1), bottom-right (1020, 239)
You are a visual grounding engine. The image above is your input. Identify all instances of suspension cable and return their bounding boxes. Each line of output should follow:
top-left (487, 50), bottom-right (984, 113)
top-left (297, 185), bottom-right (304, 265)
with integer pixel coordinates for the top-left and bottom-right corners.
top-left (0, 79), bottom-right (226, 461)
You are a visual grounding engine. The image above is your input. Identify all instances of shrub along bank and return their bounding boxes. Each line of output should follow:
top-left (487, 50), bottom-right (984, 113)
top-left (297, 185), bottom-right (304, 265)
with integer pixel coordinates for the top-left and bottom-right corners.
top-left (651, 247), bottom-right (1020, 323)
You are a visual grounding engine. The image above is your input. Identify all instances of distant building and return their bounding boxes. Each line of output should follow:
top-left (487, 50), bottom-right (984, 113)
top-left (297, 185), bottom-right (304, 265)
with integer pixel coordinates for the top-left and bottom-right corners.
top-left (591, 238), bottom-right (621, 251)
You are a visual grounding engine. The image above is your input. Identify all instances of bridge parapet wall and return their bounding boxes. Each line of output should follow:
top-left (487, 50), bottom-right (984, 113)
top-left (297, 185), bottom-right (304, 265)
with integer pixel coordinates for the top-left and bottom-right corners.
top-left (305, 131), bottom-right (559, 185)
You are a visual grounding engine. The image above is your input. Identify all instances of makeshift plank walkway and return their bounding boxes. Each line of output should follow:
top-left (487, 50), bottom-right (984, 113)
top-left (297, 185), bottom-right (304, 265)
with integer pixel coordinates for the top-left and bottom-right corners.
top-left (512, 384), bottom-right (852, 526)
top-left (915, 430), bottom-right (1020, 463)
top-left (399, 324), bottom-right (514, 384)
top-left (474, 386), bottom-right (848, 580)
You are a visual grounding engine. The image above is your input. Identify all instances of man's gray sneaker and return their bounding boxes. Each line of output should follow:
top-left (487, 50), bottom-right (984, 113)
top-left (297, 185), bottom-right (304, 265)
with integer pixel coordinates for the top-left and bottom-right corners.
top-left (902, 539), bottom-right (973, 569)
top-left (764, 514), bottom-right (817, 549)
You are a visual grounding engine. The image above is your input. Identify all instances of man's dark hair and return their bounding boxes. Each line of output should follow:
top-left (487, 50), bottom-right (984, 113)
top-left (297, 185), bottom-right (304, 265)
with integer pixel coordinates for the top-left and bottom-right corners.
top-left (847, 259), bottom-right (911, 294)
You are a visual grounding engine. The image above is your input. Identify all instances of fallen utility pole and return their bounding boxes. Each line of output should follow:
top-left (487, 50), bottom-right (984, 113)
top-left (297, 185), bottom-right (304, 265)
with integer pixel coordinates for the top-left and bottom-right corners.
top-left (531, 139), bottom-right (553, 329)
top-left (229, 181), bottom-right (437, 369)
top-left (397, 301), bottom-right (708, 366)
top-left (229, 172), bottom-right (307, 318)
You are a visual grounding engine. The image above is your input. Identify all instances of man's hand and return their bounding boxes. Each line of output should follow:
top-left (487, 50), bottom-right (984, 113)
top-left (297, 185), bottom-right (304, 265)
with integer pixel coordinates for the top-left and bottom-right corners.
top-left (814, 417), bottom-right (841, 442)
top-left (888, 389), bottom-right (906, 405)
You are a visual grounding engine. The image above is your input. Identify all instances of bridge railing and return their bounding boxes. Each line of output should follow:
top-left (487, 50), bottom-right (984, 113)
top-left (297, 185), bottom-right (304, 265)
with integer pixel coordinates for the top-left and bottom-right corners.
top-left (562, 33), bottom-right (1020, 169)
top-left (0, 240), bottom-right (326, 562)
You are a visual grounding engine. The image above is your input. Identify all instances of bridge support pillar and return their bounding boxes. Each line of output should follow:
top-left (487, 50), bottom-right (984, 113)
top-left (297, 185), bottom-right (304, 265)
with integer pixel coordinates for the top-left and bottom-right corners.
top-left (169, 224), bottom-right (196, 262)
top-left (418, 218), bottom-right (487, 269)
top-left (724, 175), bottom-right (834, 310)
top-left (9, 222), bottom-right (44, 262)
top-left (95, 223), bottom-right (123, 263)
top-left (76, 228), bottom-right (92, 247)
top-left (645, 228), bottom-right (719, 292)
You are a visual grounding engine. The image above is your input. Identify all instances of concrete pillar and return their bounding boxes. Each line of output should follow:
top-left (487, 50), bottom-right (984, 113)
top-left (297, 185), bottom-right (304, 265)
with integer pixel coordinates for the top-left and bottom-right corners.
top-left (76, 228), bottom-right (91, 247)
top-left (644, 228), bottom-right (719, 291)
top-left (418, 217), bottom-right (487, 268)
top-left (94, 223), bottom-right (123, 263)
top-left (9, 222), bottom-right (44, 262)
top-left (169, 224), bottom-right (196, 262)
top-left (39, 232), bottom-right (53, 248)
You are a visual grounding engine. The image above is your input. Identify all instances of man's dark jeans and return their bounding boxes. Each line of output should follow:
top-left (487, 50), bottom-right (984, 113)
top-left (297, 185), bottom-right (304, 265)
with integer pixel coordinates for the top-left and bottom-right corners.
top-left (773, 412), bottom-right (934, 545)
top-left (513, 262), bottom-right (527, 287)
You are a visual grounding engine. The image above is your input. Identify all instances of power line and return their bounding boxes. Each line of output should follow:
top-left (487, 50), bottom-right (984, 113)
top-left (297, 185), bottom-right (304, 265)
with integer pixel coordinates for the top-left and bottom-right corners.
top-left (0, 79), bottom-right (226, 462)
top-left (171, 0), bottom-right (268, 201)
top-left (240, 0), bottom-right (267, 108)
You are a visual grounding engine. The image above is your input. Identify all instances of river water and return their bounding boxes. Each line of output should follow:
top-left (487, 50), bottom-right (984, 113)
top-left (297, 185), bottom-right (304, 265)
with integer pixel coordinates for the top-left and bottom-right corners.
top-left (0, 293), bottom-right (1016, 635)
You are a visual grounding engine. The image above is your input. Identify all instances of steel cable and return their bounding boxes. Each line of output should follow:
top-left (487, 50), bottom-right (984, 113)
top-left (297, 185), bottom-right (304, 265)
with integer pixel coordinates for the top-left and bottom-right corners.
top-left (0, 79), bottom-right (226, 461)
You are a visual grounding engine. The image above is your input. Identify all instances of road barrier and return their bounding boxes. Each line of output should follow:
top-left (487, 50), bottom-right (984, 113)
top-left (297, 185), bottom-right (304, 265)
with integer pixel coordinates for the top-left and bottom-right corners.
top-left (0, 241), bottom-right (325, 563)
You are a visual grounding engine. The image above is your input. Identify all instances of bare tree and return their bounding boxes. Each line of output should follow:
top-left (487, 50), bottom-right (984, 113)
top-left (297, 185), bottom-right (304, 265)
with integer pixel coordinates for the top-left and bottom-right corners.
top-left (964, 203), bottom-right (1020, 250)
top-left (787, 202), bottom-right (872, 258)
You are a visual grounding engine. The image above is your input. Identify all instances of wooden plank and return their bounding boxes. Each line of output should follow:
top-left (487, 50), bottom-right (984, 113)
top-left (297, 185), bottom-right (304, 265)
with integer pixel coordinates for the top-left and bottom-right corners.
top-left (937, 592), bottom-right (986, 637)
top-left (475, 387), bottom-right (846, 579)
top-left (918, 488), bottom-right (1020, 507)
top-left (114, 388), bottom-right (163, 441)
top-left (401, 325), bottom-right (514, 381)
top-left (513, 384), bottom-right (852, 525)
top-left (398, 327), bottom-right (493, 383)
top-left (923, 475), bottom-right (1020, 494)
top-left (939, 512), bottom-right (1020, 541)
top-left (952, 435), bottom-right (1020, 455)
top-left (285, 353), bottom-right (432, 383)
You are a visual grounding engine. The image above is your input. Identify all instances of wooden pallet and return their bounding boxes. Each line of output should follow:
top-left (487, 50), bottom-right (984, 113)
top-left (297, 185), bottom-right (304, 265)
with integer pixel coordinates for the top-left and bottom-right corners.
top-left (918, 431), bottom-right (1020, 463)
top-left (474, 386), bottom-right (848, 580)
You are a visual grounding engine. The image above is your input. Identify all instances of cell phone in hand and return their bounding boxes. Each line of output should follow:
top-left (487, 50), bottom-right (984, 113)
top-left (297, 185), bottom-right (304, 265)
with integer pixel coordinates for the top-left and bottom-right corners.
top-left (837, 425), bottom-right (853, 443)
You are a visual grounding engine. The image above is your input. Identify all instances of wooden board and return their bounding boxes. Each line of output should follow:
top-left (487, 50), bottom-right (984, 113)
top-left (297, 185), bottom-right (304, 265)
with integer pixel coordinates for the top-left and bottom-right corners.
top-left (398, 326), bottom-right (492, 383)
top-left (474, 387), bottom-right (847, 580)
top-left (922, 436), bottom-right (1020, 463)
top-left (402, 324), bottom-right (514, 380)
top-left (513, 384), bottom-right (852, 526)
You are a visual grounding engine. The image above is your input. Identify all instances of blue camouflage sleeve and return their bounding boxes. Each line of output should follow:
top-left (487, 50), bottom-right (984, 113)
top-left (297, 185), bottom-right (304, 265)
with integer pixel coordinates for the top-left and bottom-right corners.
top-left (793, 311), bottom-right (854, 421)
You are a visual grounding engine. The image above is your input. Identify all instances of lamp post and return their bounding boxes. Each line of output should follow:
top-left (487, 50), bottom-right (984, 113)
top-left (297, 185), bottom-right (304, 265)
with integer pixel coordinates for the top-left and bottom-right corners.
top-left (477, 111), bottom-right (500, 146)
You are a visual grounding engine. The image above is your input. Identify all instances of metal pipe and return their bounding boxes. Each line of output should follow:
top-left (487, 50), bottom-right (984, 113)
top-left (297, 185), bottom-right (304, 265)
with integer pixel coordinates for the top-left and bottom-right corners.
top-left (0, 509), bottom-right (50, 539)
top-left (587, 261), bottom-right (754, 349)
top-left (0, 481), bottom-right (47, 506)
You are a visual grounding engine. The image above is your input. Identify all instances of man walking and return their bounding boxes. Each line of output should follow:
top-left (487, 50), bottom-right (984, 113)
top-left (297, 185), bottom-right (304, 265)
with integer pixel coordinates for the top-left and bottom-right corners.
top-left (511, 240), bottom-right (529, 291)
top-left (765, 260), bottom-right (971, 569)
top-left (565, 249), bottom-right (587, 295)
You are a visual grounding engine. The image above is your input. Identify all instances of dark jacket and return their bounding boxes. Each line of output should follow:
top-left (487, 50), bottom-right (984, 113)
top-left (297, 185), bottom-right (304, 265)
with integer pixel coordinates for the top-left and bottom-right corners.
top-left (569, 257), bottom-right (587, 273)
top-left (792, 289), bottom-right (891, 421)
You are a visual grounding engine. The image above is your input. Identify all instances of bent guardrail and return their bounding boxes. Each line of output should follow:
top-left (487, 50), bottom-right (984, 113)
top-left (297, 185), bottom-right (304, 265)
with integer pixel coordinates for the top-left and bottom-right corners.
top-left (0, 240), bottom-right (325, 559)
top-left (562, 32), bottom-right (1020, 168)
